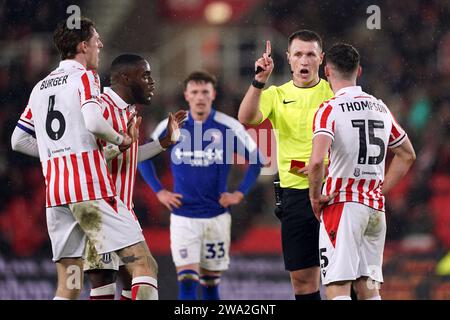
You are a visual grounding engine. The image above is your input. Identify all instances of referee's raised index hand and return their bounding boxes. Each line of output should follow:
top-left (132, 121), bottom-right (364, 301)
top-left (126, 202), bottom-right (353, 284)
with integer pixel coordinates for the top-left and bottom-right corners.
top-left (264, 40), bottom-right (271, 60)
top-left (255, 40), bottom-right (274, 83)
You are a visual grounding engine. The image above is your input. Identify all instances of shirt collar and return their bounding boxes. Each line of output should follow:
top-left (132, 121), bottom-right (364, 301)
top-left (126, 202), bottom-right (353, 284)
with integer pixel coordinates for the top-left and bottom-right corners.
top-left (335, 86), bottom-right (363, 96)
top-left (58, 59), bottom-right (86, 71)
top-left (187, 108), bottom-right (216, 125)
top-left (103, 87), bottom-right (130, 110)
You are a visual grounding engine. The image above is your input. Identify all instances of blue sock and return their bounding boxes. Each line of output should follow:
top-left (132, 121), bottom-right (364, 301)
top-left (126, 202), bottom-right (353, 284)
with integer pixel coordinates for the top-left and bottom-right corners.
top-left (177, 270), bottom-right (199, 300)
top-left (200, 275), bottom-right (220, 300)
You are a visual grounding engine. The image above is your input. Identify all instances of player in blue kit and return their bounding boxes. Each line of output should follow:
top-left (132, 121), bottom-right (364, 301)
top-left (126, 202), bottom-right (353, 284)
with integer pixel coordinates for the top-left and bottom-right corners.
top-left (138, 71), bottom-right (263, 300)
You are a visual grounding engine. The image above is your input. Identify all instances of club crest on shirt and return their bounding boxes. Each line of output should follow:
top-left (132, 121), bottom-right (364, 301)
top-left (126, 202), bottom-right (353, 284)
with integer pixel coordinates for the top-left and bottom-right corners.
top-left (179, 248), bottom-right (188, 259)
top-left (353, 167), bottom-right (361, 177)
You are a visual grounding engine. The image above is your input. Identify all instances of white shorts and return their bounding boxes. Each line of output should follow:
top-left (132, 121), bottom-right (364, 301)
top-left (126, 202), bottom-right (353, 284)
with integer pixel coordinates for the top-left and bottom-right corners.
top-left (46, 196), bottom-right (144, 262)
top-left (83, 209), bottom-right (143, 271)
top-left (170, 213), bottom-right (231, 271)
top-left (319, 202), bottom-right (386, 285)
top-left (83, 243), bottom-right (123, 271)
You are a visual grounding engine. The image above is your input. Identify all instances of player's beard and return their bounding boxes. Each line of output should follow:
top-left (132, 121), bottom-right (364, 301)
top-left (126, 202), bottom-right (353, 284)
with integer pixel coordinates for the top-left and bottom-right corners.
top-left (131, 83), bottom-right (150, 105)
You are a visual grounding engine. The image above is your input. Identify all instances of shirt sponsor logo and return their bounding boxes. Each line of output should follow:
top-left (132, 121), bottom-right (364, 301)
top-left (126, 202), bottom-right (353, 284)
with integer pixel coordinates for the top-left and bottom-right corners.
top-left (173, 148), bottom-right (223, 167)
top-left (170, 126), bottom-right (261, 166)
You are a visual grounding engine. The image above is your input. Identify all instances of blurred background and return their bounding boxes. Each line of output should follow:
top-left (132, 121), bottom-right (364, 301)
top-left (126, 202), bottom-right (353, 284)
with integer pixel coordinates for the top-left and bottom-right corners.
top-left (0, 0), bottom-right (449, 299)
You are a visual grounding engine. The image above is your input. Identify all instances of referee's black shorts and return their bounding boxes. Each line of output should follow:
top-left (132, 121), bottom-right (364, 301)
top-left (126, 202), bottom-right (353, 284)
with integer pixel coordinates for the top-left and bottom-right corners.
top-left (279, 188), bottom-right (319, 271)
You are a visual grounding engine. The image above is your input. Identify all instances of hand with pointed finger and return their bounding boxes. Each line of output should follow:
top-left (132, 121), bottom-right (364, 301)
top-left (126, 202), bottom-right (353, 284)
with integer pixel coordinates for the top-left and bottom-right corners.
top-left (255, 40), bottom-right (274, 83)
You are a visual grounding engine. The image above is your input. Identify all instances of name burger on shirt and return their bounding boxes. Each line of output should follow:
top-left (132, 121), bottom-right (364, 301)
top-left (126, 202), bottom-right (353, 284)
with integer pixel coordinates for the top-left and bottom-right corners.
top-left (40, 75), bottom-right (69, 90)
top-left (170, 126), bottom-right (259, 167)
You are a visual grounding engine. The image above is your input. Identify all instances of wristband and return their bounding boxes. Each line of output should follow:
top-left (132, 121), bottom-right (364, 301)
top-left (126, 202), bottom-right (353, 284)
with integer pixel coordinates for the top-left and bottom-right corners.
top-left (116, 134), bottom-right (124, 146)
top-left (251, 79), bottom-right (265, 89)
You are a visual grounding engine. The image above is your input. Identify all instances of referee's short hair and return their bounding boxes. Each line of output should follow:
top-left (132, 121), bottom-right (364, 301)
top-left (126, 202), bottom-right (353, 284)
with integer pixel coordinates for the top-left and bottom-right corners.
top-left (326, 43), bottom-right (360, 79)
top-left (288, 30), bottom-right (323, 51)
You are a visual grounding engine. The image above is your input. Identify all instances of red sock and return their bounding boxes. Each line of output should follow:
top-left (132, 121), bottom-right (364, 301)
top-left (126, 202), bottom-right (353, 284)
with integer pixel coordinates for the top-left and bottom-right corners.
top-left (131, 276), bottom-right (158, 300)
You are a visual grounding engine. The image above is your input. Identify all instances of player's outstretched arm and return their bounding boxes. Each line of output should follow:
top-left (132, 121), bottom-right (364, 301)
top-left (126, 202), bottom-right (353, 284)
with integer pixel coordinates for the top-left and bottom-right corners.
top-left (137, 110), bottom-right (187, 162)
top-left (383, 137), bottom-right (416, 194)
top-left (238, 40), bottom-right (273, 125)
top-left (137, 140), bottom-right (165, 162)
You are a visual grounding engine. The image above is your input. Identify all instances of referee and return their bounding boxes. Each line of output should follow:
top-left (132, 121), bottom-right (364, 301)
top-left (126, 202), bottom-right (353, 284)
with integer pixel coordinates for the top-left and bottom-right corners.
top-left (238, 30), bottom-right (333, 300)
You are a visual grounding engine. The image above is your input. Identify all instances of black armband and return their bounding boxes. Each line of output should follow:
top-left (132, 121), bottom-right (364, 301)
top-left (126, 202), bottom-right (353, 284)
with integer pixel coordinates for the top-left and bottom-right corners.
top-left (251, 79), bottom-right (265, 89)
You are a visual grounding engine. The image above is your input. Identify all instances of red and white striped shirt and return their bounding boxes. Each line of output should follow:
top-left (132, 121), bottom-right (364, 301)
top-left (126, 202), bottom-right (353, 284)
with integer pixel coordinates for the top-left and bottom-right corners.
top-left (313, 86), bottom-right (407, 211)
top-left (100, 87), bottom-right (138, 211)
top-left (21, 60), bottom-right (116, 207)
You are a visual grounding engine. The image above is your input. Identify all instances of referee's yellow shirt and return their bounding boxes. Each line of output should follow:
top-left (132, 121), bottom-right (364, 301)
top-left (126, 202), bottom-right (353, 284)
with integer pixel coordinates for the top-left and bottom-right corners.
top-left (259, 79), bottom-right (334, 190)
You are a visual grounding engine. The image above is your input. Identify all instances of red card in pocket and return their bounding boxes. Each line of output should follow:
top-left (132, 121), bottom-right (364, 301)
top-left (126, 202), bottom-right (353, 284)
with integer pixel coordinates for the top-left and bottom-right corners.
top-left (289, 160), bottom-right (306, 176)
